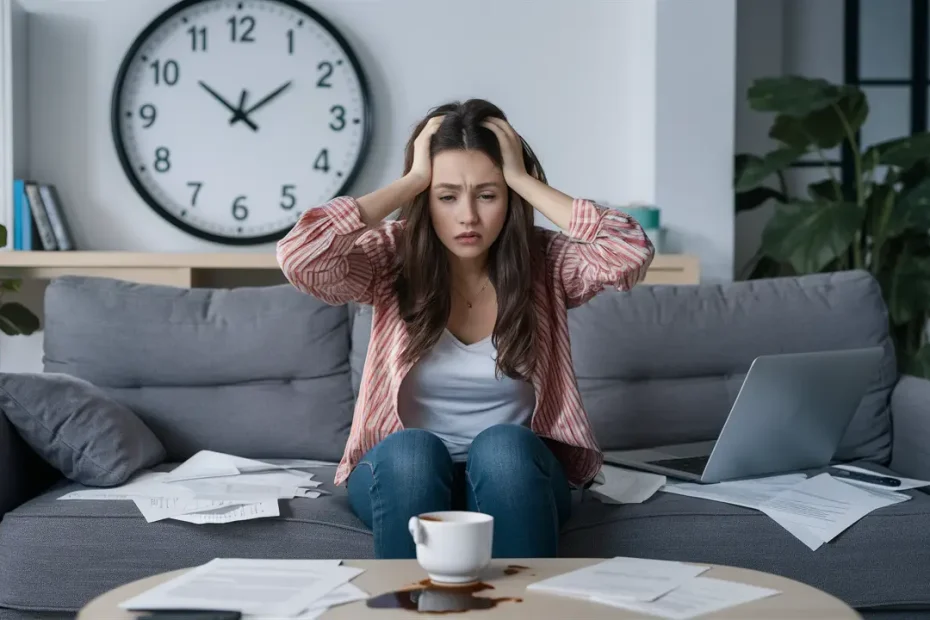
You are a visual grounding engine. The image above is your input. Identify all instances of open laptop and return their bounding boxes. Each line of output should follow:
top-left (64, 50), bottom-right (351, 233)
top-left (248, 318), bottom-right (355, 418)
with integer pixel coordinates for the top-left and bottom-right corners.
top-left (603, 346), bottom-right (885, 483)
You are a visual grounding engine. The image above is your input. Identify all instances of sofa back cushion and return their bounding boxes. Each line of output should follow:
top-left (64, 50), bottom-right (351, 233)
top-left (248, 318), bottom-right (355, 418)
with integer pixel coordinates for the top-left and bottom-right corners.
top-left (43, 276), bottom-right (355, 462)
top-left (567, 270), bottom-right (896, 463)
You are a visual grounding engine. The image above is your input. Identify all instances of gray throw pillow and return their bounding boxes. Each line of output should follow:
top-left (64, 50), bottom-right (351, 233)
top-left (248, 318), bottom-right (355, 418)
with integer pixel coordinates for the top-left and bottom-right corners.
top-left (0, 372), bottom-right (166, 486)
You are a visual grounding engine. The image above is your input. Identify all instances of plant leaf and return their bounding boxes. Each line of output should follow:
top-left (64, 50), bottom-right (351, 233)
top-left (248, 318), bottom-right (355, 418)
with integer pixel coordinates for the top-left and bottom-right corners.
top-left (0, 224), bottom-right (6, 249)
top-left (0, 302), bottom-right (40, 336)
top-left (862, 133), bottom-right (930, 170)
top-left (734, 147), bottom-right (804, 192)
top-left (735, 187), bottom-right (787, 212)
top-left (747, 76), bottom-right (846, 117)
top-left (769, 88), bottom-right (867, 149)
top-left (761, 200), bottom-right (863, 274)
top-left (0, 279), bottom-right (21, 293)
top-left (884, 178), bottom-right (930, 238)
top-left (807, 179), bottom-right (844, 202)
top-left (884, 257), bottom-right (930, 325)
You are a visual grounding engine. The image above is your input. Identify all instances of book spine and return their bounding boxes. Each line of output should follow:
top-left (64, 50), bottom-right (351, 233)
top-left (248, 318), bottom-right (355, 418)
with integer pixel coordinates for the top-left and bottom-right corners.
top-left (38, 183), bottom-right (74, 250)
top-left (24, 181), bottom-right (57, 250)
top-left (12, 177), bottom-right (23, 249)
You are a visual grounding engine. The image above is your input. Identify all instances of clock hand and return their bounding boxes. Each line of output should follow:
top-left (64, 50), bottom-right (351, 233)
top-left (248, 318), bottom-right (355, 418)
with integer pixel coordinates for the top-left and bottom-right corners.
top-left (229, 81), bottom-right (292, 127)
top-left (199, 81), bottom-right (258, 131)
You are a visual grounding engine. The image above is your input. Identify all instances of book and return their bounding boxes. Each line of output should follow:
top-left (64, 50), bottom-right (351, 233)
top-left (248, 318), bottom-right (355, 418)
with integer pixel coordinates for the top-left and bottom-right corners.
top-left (24, 181), bottom-right (57, 250)
top-left (38, 183), bottom-right (74, 250)
top-left (10, 179), bottom-right (73, 250)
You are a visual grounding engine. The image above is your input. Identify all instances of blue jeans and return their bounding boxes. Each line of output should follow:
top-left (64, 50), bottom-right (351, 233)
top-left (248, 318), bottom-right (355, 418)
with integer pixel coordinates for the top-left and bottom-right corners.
top-left (347, 424), bottom-right (572, 559)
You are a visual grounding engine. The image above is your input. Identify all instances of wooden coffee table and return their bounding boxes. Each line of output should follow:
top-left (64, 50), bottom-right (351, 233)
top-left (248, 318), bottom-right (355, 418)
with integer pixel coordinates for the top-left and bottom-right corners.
top-left (78, 558), bottom-right (861, 619)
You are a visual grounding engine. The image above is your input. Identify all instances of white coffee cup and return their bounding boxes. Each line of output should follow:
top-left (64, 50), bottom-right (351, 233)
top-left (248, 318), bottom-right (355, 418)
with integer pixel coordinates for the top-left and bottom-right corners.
top-left (407, 510), bottom-right (494, 584)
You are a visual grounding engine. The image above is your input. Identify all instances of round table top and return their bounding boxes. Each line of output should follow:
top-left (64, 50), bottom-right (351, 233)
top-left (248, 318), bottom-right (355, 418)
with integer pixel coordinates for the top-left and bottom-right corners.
top-left (78, 558), bottom-right (861, 619)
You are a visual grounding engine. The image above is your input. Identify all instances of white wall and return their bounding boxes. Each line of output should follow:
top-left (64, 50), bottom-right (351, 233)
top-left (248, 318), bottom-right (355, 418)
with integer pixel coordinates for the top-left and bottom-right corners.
top-left (1, 0), bottom-right (739, 372)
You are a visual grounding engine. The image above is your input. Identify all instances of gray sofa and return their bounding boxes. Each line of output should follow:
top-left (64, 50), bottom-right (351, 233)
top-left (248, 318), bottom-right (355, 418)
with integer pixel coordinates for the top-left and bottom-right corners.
top-left (1, 269), bottom-right (929, 619)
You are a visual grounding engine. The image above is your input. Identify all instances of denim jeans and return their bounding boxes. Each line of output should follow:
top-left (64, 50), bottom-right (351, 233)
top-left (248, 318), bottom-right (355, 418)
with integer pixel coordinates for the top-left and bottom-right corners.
top-left (347, 424), bottom-right (572, 559)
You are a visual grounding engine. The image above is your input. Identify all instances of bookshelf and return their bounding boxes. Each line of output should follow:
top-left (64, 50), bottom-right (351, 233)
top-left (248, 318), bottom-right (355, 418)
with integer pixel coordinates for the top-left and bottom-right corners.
top-left (0, 0), bottom-right (29, 241)
top-left (0, 252), bottom-right (700, 289)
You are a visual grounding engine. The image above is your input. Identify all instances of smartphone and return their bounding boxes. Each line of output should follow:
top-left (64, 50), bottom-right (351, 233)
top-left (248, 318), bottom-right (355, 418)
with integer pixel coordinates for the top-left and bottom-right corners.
top-left (137, 611), bottom-right (242, 620)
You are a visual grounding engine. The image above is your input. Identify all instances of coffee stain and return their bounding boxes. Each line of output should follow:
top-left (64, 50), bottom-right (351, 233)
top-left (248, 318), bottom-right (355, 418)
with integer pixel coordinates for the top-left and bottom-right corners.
top-left (503, 564), bottom-right (529, 576)
top-left (366, 579), bottom-right (522, 614)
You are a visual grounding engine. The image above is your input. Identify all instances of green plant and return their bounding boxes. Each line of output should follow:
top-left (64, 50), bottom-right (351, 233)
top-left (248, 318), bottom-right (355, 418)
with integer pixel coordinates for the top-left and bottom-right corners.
top-left (0, 223), bottom-right (39, 336)
top-left (735, 75), bottom-right (930, 378)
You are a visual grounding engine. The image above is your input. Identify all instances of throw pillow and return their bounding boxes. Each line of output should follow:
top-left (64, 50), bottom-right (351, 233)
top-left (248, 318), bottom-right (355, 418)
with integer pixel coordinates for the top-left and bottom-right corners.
top-left (0, 372), bottom-right (166, 486)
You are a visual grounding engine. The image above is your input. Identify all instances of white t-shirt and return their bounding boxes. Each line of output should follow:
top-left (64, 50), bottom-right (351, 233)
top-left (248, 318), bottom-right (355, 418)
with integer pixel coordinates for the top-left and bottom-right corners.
top-left (397, 329), bottom-right (537, 461)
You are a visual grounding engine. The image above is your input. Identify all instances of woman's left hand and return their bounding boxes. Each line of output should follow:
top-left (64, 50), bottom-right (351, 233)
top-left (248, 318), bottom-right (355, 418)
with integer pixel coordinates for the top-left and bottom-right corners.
top-left (482, 117), bottom-right (528, 186)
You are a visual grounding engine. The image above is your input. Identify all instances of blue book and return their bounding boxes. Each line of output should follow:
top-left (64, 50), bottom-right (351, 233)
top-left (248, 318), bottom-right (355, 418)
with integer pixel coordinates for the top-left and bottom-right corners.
top-left (12, 179), bottom-right (25, 250)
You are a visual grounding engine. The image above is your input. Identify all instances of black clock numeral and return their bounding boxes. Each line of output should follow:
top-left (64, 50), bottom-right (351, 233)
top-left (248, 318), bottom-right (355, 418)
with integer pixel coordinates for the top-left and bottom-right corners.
top-left (150, 59), bottom-right (180, 86)
top-left (187, 181), bottom-right (203, 206)
top-left (188, 25), bottom-right (207, 51)
top-left (154, 147), bottom-right (171, 173)
top-left (228, 15), bottom-right (256, 42)
top-left (139, 104), bottom-right (157, 128)
top-left (313, 149), bottom-right (330, 173)
top-left (316, 61), bottom-right (333, 88)
top-left (281, 185), bottom-right (297, 210)
top-left (287, 29), bottom-right (294, 55)
top-left (329, 105), bottom-right (346, 131)
top-left (232, 196), bottom-right (249, 220)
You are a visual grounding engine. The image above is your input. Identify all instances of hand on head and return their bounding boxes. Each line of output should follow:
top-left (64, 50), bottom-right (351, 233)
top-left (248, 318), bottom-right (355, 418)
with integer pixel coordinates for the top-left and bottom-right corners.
top-left (408, 115), bottom-right (445, 193)
top-left (480, 117), bottom-right (528, 187)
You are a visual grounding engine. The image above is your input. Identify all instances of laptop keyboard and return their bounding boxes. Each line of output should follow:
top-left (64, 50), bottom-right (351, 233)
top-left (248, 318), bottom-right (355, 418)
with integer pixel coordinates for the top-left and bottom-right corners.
top-left (650, 455), bottom-right (710, 475)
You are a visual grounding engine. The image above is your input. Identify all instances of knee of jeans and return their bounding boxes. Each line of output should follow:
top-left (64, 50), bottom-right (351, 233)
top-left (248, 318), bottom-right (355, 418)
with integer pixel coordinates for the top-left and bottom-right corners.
top-left (370, 428), bottom-right (451, 482)
top-left (468, 424), bottom-right (541, 475)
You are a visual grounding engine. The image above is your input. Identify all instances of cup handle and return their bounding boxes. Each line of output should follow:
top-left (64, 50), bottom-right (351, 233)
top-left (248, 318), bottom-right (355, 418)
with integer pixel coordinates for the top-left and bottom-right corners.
top-left (408, 516), bottom-right (426, 545)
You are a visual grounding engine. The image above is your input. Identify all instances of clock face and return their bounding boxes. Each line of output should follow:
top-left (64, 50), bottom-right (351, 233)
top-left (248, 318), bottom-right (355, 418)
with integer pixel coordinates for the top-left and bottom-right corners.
top-left (111, 0), bottom-right (371, 245)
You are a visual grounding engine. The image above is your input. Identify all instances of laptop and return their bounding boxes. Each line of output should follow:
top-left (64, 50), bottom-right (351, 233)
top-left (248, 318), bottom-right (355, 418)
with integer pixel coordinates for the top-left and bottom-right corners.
top-left (603, 347), bottom-right (885, 484)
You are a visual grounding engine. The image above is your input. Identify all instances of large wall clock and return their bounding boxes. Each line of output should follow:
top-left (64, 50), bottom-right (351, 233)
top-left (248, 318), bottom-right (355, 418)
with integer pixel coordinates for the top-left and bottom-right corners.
top-left (111, 0), bottom-right (371, 245)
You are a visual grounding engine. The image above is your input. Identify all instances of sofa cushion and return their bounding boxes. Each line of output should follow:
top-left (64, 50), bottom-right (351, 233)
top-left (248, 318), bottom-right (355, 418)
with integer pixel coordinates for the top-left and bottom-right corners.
top-left (42, 276), bottom-right (355, 463)
top-left (0, 373), bottom-right (165, 487)
top-left (567, 270), bottom-right (897, 463)
top-left (561, 463), bottom-right (930, 611)
top-left (0, 465), bottom-right (372, 612)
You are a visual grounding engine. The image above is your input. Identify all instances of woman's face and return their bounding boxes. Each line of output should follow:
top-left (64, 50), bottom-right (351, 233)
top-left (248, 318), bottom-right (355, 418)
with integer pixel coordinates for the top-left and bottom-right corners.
top-left (428, 149), bottom-right (508, 262)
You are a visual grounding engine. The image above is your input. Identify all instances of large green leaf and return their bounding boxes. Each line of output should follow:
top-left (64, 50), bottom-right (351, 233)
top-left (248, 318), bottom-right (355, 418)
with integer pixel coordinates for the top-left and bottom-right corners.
top-left (907, 345), bottom-right (930, 379)
top-left (0, 224), bottom-right (6, 249)
top-left (807, 179), bottom-right (844, 202)
top-left (884, 257), bottom-right (930, 325)
top-left (747, 76), bottom-right (846, 117)
top-left (0, 302), bottom-right (39, 336)
top-left (769, 89), bottom-right (868, 150)
top-left (862, 133), bottom-right (930, 170)
top-left (760, 200), bottom-right (863, 274)
top-left (736, 187), bottom-right (786, 213)
top-left (882, 178), bottom-right (930, 238)
top-left (734, 148), bottom-right (804, 192)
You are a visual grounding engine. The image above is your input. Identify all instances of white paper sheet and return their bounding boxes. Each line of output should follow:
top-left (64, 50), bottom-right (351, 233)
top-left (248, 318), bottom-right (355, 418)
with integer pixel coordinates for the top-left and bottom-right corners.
top-left (170, 501), bottom-right (280, 524)
top-left (162, 451), bottom-right (242, 482)
top-left (832, 464), bottom-right (930, 491)
top-left (527, 557), bottom-right (709, 602)
top-left (592, 576), bottom-right (780, 619)
top-left (58, 472), bottom-right (195, 501)
top-left (591, 465), bottom-right (666, 504)
top-left (758, 473), bottom-right (910, 550)
top-left (660, 474), bottom-right (808, 510)
top-left (118, 559), bottom-right (362, 616)
top-left (246, 583), bottom-right (368, 620)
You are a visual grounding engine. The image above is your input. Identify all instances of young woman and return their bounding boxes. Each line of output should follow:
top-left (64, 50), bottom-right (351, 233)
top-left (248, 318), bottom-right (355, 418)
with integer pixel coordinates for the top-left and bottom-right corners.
top-left (277, 99), bottom-right (654, 560)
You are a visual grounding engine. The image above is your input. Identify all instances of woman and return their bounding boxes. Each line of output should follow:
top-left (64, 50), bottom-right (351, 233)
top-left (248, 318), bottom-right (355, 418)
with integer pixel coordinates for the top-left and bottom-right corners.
top-left (277, 99), bottom-right (654, 560)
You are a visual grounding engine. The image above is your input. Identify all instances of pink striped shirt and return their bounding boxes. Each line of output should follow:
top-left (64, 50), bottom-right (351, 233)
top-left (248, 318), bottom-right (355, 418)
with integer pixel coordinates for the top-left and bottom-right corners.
top-left (277, 196), bottom-right (655, 486)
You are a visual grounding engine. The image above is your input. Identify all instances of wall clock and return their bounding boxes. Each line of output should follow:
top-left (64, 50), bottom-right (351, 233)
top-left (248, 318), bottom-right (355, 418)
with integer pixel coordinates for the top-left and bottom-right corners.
top-left (111, 0), bottom-right (371, 245)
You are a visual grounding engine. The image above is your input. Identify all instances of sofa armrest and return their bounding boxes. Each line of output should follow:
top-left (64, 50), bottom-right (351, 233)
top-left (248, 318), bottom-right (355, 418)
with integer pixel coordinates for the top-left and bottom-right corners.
top-left (0, 412), bottom-right (59, 517)
top-left (890, 374), bottom-right (930, 480)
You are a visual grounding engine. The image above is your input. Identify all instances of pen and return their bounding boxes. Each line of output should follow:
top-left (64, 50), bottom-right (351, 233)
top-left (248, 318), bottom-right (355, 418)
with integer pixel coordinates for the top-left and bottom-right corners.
top-left (831, 468), bottom-right (901, 487)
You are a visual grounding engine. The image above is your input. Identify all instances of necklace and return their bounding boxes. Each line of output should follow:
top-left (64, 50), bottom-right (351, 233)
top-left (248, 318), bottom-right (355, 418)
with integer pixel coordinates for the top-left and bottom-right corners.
top-left (454, 278), bottom-right (490, 309)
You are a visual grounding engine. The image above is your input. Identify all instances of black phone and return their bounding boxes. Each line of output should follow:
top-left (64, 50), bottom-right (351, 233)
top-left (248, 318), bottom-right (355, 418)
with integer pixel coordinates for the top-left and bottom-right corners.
top-left (137, 611), bottom-right (241, 620)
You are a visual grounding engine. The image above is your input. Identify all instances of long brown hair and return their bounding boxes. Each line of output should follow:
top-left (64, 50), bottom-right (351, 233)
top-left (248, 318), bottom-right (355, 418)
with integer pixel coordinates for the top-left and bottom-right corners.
top-left (393, 99), bottom-right (547, 380)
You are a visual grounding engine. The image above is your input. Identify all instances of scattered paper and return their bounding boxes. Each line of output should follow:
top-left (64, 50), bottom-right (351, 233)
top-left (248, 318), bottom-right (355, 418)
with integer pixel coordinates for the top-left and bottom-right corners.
top-left (593, 576), bottom-right (779, 619)
top-left (832, 464), bottom-right (930, 491)
top-left (758, 473), bottom-right (909, 550)
top-left (591, 465), bottom-right (666, 504)
top-left (247, 583), bottom-right (369, 620)
top-left (527, 557), bottom-right (709, 602)
top-left (58, 450), bottom-right (327, 525)
top-left (118, 559), bottom-right (362, 616)
top-left (661, 474), bottom-right (808, 511)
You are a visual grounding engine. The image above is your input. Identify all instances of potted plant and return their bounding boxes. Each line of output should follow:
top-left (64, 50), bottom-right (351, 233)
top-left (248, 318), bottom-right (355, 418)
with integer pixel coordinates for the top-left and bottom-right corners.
top-left (0, 223), bottom-right (39, 336)
top-left (735, 75), bottom-right (930, 377)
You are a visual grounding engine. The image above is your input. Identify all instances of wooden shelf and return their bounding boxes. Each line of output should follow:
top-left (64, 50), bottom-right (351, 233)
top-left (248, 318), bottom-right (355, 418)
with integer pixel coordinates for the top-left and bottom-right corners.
top-left (0, 251), bottom-right (700, 288)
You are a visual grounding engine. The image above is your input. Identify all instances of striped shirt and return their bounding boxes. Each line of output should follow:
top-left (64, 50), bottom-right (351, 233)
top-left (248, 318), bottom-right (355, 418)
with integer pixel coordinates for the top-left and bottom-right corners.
top-left (276, 196), bottom-right (655, 486)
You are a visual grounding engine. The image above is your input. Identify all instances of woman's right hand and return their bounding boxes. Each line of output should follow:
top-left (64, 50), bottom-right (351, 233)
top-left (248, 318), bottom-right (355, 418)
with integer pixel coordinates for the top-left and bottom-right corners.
top-left (407, 115), bottom-right (444, 192)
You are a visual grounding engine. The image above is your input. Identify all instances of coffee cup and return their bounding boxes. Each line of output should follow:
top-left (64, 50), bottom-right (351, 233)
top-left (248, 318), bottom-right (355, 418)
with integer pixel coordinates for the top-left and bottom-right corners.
top-left (407, 511), bottom-right (493, 584)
